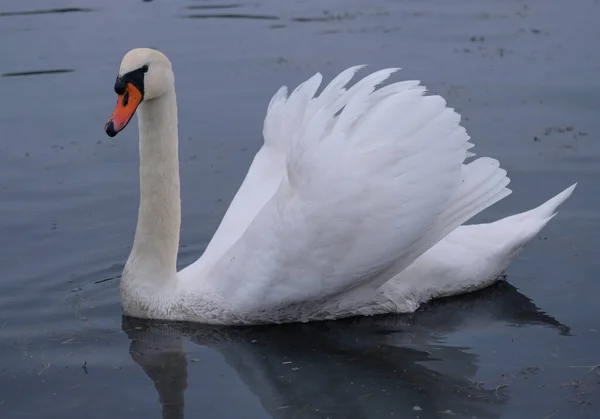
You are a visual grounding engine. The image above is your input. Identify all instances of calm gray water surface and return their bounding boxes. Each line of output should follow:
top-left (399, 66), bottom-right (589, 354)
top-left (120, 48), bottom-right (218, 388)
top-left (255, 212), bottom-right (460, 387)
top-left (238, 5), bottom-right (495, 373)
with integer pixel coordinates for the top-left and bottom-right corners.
top-left (1, 0), bottom-right (599, 418)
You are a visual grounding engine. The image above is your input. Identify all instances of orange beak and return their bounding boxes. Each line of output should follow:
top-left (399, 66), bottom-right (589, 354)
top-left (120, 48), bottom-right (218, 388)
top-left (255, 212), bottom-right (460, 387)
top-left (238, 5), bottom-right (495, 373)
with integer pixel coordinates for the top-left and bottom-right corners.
top-left (105, 83), bottom-right (143, 137)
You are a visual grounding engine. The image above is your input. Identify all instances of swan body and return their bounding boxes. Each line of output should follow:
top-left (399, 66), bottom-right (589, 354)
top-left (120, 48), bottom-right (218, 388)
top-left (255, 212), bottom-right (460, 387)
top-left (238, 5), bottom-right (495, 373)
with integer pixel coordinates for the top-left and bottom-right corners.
top-left (106, 48), bottom-right (576, 325)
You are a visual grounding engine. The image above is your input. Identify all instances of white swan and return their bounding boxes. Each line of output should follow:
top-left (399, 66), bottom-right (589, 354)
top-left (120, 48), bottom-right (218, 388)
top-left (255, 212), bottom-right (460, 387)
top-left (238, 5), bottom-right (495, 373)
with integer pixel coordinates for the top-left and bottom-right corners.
top-left (105, 48), bottom-right (576, 325)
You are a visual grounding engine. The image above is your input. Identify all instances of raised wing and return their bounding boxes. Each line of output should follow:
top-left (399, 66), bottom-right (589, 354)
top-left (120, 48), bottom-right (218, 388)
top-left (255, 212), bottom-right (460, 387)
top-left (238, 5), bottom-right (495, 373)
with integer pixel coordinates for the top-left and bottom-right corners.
top-left (207, 67), bottom-right (478, 312)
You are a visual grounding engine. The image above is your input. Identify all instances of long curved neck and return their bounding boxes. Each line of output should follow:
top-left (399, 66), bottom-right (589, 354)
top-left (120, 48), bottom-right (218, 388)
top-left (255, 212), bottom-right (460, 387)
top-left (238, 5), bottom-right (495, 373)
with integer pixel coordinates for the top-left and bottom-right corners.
top-left (127, 90), bottom-right (181, 280)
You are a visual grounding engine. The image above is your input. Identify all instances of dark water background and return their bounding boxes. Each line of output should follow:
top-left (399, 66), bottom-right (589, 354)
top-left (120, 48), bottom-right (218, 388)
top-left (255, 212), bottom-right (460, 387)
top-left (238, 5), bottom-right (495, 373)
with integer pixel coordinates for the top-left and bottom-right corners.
top-left (1, 0), bottom-right (599, 418)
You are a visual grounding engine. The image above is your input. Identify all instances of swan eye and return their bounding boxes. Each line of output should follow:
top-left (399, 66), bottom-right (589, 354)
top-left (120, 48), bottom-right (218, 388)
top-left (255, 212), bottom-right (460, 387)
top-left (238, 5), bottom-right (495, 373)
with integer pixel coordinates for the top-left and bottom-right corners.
top-left (141, 65), bottom-right (149, 73)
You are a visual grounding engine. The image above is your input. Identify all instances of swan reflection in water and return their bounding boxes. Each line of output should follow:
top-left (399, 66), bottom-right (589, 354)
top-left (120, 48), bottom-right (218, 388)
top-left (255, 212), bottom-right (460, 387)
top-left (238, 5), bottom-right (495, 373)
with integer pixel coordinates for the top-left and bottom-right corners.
top-left (122, 282), bottom-right (568, 419)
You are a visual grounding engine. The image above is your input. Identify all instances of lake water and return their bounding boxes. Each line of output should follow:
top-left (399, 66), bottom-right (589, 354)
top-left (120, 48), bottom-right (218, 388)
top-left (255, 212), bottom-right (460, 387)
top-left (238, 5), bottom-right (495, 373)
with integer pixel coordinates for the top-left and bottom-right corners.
top-left (1, 0), bottom-right (599, 418)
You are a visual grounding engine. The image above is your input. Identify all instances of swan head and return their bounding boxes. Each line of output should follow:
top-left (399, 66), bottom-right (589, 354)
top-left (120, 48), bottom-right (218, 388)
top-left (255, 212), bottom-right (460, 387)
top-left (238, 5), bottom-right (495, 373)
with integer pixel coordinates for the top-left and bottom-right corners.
top-left (105, 48), bottom-right (174, 137)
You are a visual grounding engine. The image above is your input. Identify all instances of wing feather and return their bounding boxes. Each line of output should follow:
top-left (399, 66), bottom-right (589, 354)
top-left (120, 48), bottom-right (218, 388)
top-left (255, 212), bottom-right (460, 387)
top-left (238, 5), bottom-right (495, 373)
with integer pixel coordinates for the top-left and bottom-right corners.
top-left (207, 67), bottom-right (475, 311)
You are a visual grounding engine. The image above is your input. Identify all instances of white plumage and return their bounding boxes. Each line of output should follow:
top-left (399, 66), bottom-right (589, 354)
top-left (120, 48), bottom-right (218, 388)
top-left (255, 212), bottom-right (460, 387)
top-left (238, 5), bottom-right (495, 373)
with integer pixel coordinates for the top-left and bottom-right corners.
top-left (107, 48), bottom-right (575, 325)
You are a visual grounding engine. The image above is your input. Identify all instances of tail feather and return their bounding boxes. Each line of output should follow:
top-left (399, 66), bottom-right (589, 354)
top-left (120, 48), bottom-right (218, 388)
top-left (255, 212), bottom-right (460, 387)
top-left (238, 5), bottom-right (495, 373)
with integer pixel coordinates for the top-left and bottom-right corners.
top-left (504, 183), bottom-right (577, 224)
top-left (486, 183), bottom-right (577, 261)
